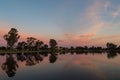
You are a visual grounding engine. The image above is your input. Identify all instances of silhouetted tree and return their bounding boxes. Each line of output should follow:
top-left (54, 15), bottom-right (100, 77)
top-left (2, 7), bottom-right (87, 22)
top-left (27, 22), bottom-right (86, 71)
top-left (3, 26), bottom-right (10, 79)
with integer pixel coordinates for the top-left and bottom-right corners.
top-left (3, 28), bottom-right (20, 49)
top-left (0, 46), bottom-right (6, 50)
top-left (26, 37), bottom-right (36, 50)
top-left (84, 46), bottom-right (88, 50)
top-left (35, 40), bottom-right (43, 50)
top-left (106, 42), bottom-right (117, 50)
top-left (70, 46), bottom-right (75, 50)
top-left (17, 41), bottom-right (27, 50)
top-left (49, 39), bottom-right (57, 51)
top-left (117, 46), bottom-right (120, 51)
top-left (42, 44), bottom-right (48, 50)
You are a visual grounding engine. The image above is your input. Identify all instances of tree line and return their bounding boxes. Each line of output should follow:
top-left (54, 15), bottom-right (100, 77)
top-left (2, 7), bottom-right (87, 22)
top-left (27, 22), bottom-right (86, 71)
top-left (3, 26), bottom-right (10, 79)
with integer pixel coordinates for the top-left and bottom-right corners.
top-left (1, 28), bottom-right (57, 51)
top-left (0, 28), bottom-right (120, 52)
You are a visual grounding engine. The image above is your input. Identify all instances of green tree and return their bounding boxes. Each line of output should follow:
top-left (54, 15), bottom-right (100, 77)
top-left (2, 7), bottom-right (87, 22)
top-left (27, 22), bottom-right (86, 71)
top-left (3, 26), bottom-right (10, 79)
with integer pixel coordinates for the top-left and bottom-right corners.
top-left (3, 28), bottom-right (20, 49)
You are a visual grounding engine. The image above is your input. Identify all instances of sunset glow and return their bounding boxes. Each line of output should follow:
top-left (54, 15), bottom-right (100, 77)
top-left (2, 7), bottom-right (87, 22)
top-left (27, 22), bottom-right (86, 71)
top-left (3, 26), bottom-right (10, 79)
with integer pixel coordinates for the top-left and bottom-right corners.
top-left (0, 0), bottom-right (120, 47)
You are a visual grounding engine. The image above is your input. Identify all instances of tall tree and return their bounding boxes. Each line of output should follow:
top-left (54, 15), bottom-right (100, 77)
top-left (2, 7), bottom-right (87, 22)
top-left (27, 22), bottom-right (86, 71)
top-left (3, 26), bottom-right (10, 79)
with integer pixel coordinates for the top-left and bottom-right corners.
top-left (49, 39), bottom-right (57, 50)
top-left (3, 28), bottom-right (20, 49)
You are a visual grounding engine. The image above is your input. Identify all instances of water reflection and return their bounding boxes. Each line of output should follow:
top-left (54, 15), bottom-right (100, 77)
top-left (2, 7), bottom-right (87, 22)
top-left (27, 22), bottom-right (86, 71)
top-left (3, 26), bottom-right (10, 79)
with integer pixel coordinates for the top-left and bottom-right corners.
top-left (16, 53), bottom-right (26, 62)
top-left (1, 54), bottom-right (19, 77)
top-left (107, 51), bottom-right (118, 59)
top-left (25, 53), bottom-right (43, 66)
top-left (0, 51), bottom-right (120, 78)
top-left (49, 52), bottom-right (58, 63)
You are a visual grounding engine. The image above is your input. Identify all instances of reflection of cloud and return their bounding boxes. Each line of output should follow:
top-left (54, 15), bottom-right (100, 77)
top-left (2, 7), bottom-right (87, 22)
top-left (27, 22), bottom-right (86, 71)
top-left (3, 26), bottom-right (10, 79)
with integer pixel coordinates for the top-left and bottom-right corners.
top-left (63, 55), bottom-right (97, 69)
top-left (80, 62), bottom-right (96, 68)
top-left (62, 55), bottom-right (107, 80)
top-left (64, 55), bottom-right (107, 80)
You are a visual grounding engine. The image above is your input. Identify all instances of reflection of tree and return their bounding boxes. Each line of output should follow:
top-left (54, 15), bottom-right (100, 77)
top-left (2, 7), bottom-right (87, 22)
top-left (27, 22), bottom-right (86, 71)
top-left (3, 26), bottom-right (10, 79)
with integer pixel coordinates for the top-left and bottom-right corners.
top-left (26, 55), bottom-right (36, 66)
top-left (107, 51), bottom-right (117, 59)
top-left (49, 52), bottom-right (57, 63)
top-left (16, 53), bottom-right (26, 62)
top-left (34, 53), bottom-right (43, 63)
top-left (25, 53), bottom-right (43, 66)
top-left (1, 54), bottom-right (19, 77)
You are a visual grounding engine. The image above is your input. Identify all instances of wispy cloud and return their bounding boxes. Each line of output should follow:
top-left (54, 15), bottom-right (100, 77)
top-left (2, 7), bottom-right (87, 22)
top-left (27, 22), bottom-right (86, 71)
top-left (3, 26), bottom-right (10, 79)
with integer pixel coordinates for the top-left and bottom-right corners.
top-left (111, 6), bottom-right (120, 18)
top-left (79, 33), bottom-right (96, 38)
top-left (84, 0), bottom-right (106, 34)
top-left (59, 0), bottom-right (120, 47)
top-left (104, 1), bottom-right (110, 10)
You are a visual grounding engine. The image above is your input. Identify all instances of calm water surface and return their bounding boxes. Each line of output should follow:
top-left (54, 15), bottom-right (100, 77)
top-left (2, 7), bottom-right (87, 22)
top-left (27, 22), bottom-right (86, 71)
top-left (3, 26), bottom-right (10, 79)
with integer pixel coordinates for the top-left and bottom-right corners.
top-left (0, 52), bottom-right (120, 80)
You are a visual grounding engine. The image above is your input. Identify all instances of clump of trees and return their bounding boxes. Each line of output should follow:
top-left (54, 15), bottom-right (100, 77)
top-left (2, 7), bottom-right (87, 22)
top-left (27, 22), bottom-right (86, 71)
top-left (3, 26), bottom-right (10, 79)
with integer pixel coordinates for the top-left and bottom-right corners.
top-left (35, 40), bottom-right (44, 50)
top-left (106, 42), bottom-right (117, 50)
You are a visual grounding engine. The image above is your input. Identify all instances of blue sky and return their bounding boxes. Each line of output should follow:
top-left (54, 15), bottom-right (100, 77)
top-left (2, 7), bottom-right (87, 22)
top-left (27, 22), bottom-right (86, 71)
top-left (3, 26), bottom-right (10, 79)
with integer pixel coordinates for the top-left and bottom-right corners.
top-left (0, 0), bottom-right (120, 47)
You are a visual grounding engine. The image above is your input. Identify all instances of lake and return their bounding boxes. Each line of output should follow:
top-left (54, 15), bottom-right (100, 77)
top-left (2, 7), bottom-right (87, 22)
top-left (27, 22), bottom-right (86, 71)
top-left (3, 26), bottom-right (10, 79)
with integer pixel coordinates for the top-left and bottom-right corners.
top-left (0, 52), bottom-right (120, 80)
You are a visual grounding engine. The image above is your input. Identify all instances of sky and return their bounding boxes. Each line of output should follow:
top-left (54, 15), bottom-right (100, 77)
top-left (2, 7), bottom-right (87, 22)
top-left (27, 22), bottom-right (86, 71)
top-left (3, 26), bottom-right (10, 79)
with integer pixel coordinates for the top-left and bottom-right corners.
top-left (0, 0), bottom-right (120, 47)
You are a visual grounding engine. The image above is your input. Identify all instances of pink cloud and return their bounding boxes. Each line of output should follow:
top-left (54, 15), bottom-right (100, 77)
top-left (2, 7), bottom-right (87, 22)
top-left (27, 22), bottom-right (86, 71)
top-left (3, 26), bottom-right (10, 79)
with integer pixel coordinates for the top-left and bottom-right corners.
top-left (79, 33), bottom-right (96, 38)
top-left (89, 34), bottom-right (120, 47)
top-left (59, 33), bottom-right (96, 47)
top-left (59, 31), bottom-right (120, 47)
